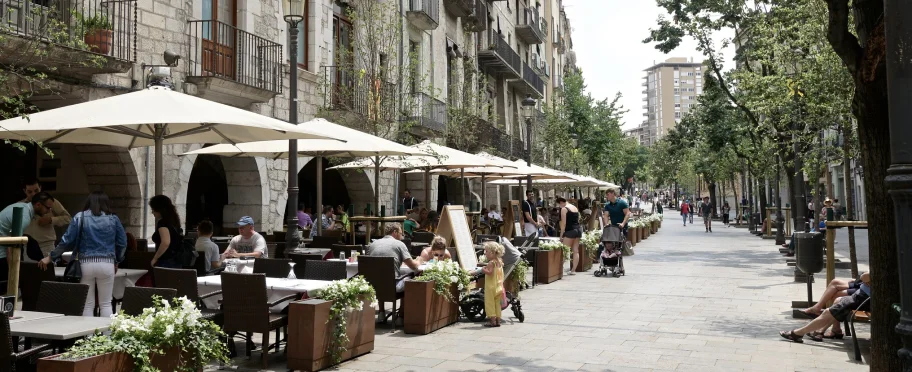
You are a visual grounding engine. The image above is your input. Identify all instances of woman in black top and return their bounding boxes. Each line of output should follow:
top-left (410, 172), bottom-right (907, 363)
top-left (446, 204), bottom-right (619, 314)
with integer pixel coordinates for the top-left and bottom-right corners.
top-left (558, 197), bottom-right (582, 275)
top-left (149, 195), bottom-right (182, 268)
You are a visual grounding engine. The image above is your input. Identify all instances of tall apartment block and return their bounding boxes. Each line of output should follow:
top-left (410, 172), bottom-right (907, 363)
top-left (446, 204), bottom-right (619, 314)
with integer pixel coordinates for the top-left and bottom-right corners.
top-left (627, 57), bottom-right (704, 146)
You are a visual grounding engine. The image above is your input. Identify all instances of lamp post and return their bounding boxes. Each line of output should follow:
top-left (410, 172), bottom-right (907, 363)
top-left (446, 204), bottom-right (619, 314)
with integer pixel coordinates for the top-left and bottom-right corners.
top-left (521, 94), bottom-right (537, 194)
top-left (282, 0), bottom-right (305, 251)
top-left (884, 3), bottom-right (912, 367)
top-left (775, 154), bottom-right (786, 245)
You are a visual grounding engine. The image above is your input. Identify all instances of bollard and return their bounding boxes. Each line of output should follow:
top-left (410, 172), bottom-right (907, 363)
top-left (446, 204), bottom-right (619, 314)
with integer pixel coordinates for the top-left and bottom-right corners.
top-left (6, 207), bottom-right (24, 300)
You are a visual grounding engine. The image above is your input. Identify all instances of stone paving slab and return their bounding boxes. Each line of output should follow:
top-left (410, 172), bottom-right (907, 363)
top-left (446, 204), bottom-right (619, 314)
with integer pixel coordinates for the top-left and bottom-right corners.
top-left (212, 211), bottom-right (870, 371)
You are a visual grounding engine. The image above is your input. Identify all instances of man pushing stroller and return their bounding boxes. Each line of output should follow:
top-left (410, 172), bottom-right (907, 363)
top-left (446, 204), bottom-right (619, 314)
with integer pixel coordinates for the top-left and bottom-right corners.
top-left (595, 188), bottom-right (632, 277)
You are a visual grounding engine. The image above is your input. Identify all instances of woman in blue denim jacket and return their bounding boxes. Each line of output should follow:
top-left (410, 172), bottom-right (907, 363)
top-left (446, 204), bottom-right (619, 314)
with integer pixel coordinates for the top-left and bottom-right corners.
top-left (39, 191), bottom-right (126, 317)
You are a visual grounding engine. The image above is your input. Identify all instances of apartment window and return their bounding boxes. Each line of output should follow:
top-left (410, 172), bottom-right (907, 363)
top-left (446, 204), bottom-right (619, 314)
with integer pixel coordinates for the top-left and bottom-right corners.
top-left (675, 112), bottom-right (681, 118)
top-left (696, 66), bottom-right (701, 71)
top-left (674, 88), bottom-right (679, 94)
top-left (409, 40), bottom-right (419, 93)
top-left (674, 79), bottom-right (679, 86)
top-left (674, 103), bottom-right (681, 108)
top-left (696, 88), bottom-right (703, 94)
top-left (674, 70), bottom-right (680, 78)
top-left (674, 96), bottom-right (680, 103)
top-left (673, 66), bottom-right (679, 70)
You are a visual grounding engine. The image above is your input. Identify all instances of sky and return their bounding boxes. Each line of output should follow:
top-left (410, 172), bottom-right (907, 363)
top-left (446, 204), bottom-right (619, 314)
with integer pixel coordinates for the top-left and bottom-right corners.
top-left (563, 0), bottom-right (735, 130)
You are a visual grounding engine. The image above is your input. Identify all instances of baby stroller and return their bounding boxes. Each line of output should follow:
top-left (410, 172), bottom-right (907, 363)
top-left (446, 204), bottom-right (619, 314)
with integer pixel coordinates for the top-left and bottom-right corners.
top-left (594, 225), bottom-right (625, 278)
top-left (460, 270), bottom-right (525, 323)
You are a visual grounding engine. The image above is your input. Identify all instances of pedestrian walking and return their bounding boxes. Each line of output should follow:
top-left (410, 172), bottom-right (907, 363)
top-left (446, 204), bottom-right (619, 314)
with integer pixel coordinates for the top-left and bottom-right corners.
top-left (722, 202), bottom-right (731, 226)
top-left (680, 201), bottom-right (690, 226)
top-left (702, 196), bottom-right (713, 232)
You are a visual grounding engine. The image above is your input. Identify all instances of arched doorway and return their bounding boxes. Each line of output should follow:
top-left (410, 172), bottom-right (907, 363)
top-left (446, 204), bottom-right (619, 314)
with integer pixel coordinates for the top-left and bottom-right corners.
top-left (297, 159), bottom-right (351, 214)
top-left (436, 175), bottom-right (449, 215)
top-left (0, 143), bottom-right (37, 207)
top-left (185, 155), bottom-right (229, 234)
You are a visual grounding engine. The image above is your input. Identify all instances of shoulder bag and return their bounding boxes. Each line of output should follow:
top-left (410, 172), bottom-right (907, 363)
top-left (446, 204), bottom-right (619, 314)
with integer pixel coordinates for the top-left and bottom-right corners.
top-left (62, 214), bottom-right (84, 283)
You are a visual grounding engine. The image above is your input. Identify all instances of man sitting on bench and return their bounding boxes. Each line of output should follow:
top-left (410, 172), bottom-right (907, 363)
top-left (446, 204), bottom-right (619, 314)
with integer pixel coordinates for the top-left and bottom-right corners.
top-left (780, 272), bottom-right (871, 343)
top-left (797, 272), bottom-right (869, 318)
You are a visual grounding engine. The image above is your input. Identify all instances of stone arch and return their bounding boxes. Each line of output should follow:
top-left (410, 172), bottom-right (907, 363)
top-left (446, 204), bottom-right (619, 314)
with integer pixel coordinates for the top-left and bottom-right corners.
top-left (283, 158), bottom-right (377, 222)
top-left (178, 149), bottom-right (268, 234)
top-left (73, 145), bottom-right (144, 235)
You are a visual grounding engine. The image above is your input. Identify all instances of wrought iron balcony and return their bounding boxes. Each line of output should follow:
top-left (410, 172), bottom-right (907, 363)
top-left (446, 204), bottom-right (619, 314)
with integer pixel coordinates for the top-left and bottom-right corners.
top-left (321, 65), bottom-right (398, 123)
top-left (515, 6), bottom-right (544, 44)
top-left (509, 61), bottom-right (544, 98)
top-left (0, 0), bottom-right (137, 81)
top-left (471, 117), bottom-right (523, 159)
top-left (463, 0), bottom-right (487, 32)
top-left (401, 91), bottom-right (446, 136)
top-left (186, 20), bottom-right (282, 107)
top-left (406, 0), bottom-right (439, 30)
top-left (477, 31), bottom-right (520, 79)
top-left (443, 0), bottom-right (472, 17)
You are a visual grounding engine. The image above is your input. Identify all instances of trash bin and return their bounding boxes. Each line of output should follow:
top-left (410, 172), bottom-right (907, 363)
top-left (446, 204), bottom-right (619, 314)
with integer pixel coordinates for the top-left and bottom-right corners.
top-left (795, 232), bottom-right (824, 275)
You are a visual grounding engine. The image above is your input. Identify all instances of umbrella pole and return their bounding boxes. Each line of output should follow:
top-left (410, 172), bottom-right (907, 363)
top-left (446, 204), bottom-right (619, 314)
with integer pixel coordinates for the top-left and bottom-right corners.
top-left (481, 174), bottom-right (486, 213)
top-left (424, 169), bottom-right (430, 213)
top-left (316, 156), bottom-right (323, 236)
top-left (154, 127), bottom-right (163, 195)
top-left (461, 168), bottom-right (465, 209)
top-left (374, 156), bottom-right (380, 216)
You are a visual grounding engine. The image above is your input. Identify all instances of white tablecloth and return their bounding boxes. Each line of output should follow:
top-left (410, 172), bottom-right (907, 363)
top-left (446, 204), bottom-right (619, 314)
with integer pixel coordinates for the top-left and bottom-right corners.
top-left (341, 261), bottom-right (425, 278)
top-left (222, 258), bottom-right (256, 274)
top-left (54, 267), bottom-right (148, 299)
top-left (196, 275), bottom-right (332, 312)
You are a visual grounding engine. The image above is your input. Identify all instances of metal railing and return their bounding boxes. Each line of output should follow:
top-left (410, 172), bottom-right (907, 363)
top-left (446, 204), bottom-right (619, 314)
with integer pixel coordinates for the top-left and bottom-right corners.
top-left (402, 91), bottom-right (446, 133)
top-left (488, 31), bottom-right (521, 74)
top-left (518, 6), bottom-right (544, 41)
top-left (466, 0), bottom-right (487, 31)
top-left (474, 118), bottom-right (513, 157)
top-left (0, 0), bottom-right (137, 61)
top-left (522, 62), bottom-right (544, 95)
top-left (442, 0), bottom-right (472, 17)
top-left (321, 65), bottom-right (398, 122)
top-left (408, 0), bottom-right (439, 26)
top-left (187, 20), bottom-right (282, 93)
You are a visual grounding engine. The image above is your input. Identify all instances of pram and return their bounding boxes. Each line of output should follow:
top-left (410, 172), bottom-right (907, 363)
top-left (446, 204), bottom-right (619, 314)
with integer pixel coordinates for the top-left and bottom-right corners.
top-left (594, 225), bottom-right (626, 278)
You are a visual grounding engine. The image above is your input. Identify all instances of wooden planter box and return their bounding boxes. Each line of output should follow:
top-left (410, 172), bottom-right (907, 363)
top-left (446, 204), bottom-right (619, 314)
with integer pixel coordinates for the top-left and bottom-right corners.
top-left (535, 249), bottom-right (563, 284)
top-left (629, 228), bottom-right (637, 246)
top-left (287, 299), bottom-right (375, 371)
top-left (577, 245), bottom-right (594, 271)
top-left (39, 347), bottom-right (187, 372)
top-left (404, 281), bottom-right (458, 335)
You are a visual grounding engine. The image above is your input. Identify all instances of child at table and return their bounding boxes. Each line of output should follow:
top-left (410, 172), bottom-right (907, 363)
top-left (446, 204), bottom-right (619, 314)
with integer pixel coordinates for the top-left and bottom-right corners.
top-left (482, 241), bottom-right (505, 327)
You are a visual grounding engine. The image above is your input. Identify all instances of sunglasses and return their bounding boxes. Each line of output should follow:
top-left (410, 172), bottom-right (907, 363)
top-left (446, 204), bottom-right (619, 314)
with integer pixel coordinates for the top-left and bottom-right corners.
top-left (432, 252), bottom-right (445, 258)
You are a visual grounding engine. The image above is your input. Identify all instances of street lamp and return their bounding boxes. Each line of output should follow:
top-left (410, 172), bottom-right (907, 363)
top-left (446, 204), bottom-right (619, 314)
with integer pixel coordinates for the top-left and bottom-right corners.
top-left (775, 154), bottom-right (786, 245)
top-left (521, 94), bottom-right (537, 194)
top-left (282, 0), bottom-right (305, 251)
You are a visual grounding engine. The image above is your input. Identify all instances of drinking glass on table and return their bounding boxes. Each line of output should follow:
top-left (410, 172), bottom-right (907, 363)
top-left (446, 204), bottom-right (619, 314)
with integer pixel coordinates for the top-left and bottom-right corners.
top-left (287, 262), bottom-right (297, 280)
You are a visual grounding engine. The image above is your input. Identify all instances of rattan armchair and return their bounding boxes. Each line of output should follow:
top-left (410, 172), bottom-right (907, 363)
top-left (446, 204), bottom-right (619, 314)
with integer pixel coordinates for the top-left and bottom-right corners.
top-left (35, 282), bottom-right (89, 316)
top-left (309, 236), bottom-right (341, 249)
top-left (18, 263), bottom-right (55, 312)
top-left (411, 231), bottom-right (435, 244)
top-left (252, 258), bottom-right (292, 278)
top-left (287, 253), bottom-right (321, 278)
top-left (220, 273), bottom-right (295, 370)
top-left (153, 267), bottom-right (223, 323)
top-left (358, 256), bottom-right (409, 324)
top-left (302, 260), bottom-right (346, 281)
top-left (121, 287), bottom-right (178, 316)
top-left (330, 244), bottom-right (364, 259)
top-left (0, 316), bottom-right (53, 372)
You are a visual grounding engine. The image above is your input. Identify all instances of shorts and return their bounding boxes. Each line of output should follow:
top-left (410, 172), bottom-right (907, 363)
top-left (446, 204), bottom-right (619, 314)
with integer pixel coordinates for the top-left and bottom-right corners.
top-left (562, 227), bottom-right (582, 239)
top-left (846, 281), bottom-right (858, 296)
top-left (829, 291), bottom-right (871, 322)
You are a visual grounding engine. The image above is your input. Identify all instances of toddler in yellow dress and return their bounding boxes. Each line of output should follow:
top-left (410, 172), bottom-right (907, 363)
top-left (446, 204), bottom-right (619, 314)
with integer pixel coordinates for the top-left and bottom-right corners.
top-left (482, 241), bottom-right (505, 327)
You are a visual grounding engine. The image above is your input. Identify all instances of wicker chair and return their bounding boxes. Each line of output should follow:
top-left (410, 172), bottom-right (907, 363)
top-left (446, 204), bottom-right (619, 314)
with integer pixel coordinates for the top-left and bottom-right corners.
top-left (309, 236), bottom-right (341, 249)
top-left (412, 231), bottom-right (435, 244)
top-left (220, 273), bottom-right (295, 370)
top-left (357, 256), bottom-right (408, 324)
top-left (36, 282), bottom-right (89, 316)
top-left (287, 254), bottom-right (322, 278)
top-left (120, 251), bottom-right (156, 271)
top-left (320, 229), bottom-right (344, 239)
top-left (0, 315), bottom-right (53, 372)
top-left (475, 234), bottom-right (500, 244)
top-left (253, 258), bottom-right (292, 278)
top-left (121, 287), bottom-right (177, 316)
top-left (330, 244), bottom-right (364, 259)
top-left (152, 268), bottom-right (223, 323)
top-left (19, 262), bottom-right (55, 312)
top-left (302, 260), bottom-right (347, 281)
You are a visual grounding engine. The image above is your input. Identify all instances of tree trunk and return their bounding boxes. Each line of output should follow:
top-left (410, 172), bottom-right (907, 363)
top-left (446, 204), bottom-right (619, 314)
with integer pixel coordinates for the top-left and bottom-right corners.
top-left (731, 172), bottom-right (739, 220)
top-left (709, 182), bottom-right (718, 217)
top-left (843, 136), bottom-right (858, 277)
top-left (759, 177), bottom-right (768, 222)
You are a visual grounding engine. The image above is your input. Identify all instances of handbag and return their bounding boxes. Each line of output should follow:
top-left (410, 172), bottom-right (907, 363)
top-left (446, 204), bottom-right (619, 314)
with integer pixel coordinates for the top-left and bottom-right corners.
top-left (62, 215), bottom-right (84, 283)
top-left (621, 241), bottom-right (635, 257)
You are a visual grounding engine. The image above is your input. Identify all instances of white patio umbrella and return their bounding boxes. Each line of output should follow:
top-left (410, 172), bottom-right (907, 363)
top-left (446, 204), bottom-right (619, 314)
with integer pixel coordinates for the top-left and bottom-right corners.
top-left (180, 118), bottom-right (430, 234)
top-left (329, 141), bottom-right (508, 213)
top-left (0, 87), bottom-right (340, 195)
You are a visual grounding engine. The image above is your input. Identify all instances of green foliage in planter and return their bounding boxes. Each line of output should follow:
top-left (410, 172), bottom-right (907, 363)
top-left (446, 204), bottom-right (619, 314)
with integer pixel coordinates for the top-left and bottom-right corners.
top-left (74, 11), bottom-right (113, 32)
top-left (508, 258), bottom-right (529, 292)
top-left (62, 296), bottom-right (229, 372)
top-left (314, 276), bottom-right (377, 365)
top-left (539, 240), bottom-right (571, 261)
top-left (413, 260), bottom-right (471, 303)
top-left (580, 230), bottom-right (601, 261)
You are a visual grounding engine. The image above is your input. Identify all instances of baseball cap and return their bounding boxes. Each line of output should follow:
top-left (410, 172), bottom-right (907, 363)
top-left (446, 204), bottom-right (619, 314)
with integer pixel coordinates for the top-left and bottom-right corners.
top-left (237, 216), bottom-right (255, 226)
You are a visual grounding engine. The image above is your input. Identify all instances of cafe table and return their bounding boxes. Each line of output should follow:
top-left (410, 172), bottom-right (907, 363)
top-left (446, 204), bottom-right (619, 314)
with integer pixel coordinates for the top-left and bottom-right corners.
top-left (197, 275), bottom-right (333, 312)
top-left (339, 260), bottom-right (426, 279)
top-left (10, 311), bottom-right (64, 324)
top-left (10, 316), bottom-right (111, 340)
top-left (54, 266), bottom-right (147, 299)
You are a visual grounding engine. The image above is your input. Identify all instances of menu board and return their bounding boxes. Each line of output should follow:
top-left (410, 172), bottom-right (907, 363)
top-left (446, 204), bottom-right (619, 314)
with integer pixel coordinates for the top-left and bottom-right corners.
top-left (435, 205), bottom-right (478, 270)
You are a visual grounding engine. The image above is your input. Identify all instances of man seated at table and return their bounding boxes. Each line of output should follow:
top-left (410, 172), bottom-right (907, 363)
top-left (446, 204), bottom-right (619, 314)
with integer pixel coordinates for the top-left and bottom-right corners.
top-left (224, 216), bottom-right (267, 259)
top-left (417, 236), bottom-right (452, 263)
top-left (367, 223), bottom-right (420, 292)
top-left (195, 220), bottom-right (223, 271)
top-left (487, 205), bottom-right (503, 222)
top-left (403, 212), bottom-right (420, 237)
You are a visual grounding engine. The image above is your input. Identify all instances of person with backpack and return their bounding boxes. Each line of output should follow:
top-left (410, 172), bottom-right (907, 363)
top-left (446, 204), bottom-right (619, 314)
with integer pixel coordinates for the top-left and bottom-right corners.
top-left (224, 216), bottom-right (268, 258)
top-left (149, 195), bottom-right (185, 268)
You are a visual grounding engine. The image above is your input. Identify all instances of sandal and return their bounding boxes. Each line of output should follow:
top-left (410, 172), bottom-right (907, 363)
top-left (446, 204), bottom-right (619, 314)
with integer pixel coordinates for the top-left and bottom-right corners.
top-left (823, 331), bottom-right (845, 339)
top-left (779, 330), bottom-right (804, 343)
top-left (807, 331), bottom-right (824, 342)
top-left (797, 309), bottom-right (820, 318)
top-left (484, 321), bottom-right (497, 327)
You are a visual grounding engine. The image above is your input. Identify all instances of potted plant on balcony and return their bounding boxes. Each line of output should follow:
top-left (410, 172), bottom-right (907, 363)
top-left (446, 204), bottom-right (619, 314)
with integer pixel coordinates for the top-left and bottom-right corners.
top-left (80, 13), bottom-right (113, 55)
top-left (536, 240), bottom-right (569, 284)
top-left (404, 260), bottom-right (471, 335)
top-left (287, 276), bottom-right (377, 371)
top-left (38, 296), bottom-right (229, 372)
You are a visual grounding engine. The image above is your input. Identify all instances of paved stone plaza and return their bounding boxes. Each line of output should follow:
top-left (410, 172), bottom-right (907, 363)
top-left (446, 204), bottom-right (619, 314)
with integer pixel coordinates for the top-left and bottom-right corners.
top-left (223, 216), bottom-right (871, 371)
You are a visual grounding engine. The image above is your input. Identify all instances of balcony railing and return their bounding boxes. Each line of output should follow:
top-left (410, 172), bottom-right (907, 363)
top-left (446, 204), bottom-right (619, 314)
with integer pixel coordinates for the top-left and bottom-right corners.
top-left (464, 0), bottom-right (486, 32)
top-left (477, 31), bottom-right (521, 78)
top-left (0, 0), bottom-right (137, 61)
top-left (509, 61), bottom-right (543, 98)
top-left (406, 0), bottom-right (438, 30)
top-left (473, 117), bottom-right (523, 159)
top-left (321, 65), bottom-right (398, 122)
top-left (402, 92), bottom-right (446, 134)
top-left (443, 0), bottom-right (472, 17)
top-left (515, 6), bottom-right (544, 44)
top-left (187, 20), bottom-right (282, 93)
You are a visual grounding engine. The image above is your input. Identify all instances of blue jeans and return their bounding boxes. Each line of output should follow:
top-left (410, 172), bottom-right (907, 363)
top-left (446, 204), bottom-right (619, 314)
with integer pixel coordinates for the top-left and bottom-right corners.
top-left (682, 214), bottom-right (688, 225)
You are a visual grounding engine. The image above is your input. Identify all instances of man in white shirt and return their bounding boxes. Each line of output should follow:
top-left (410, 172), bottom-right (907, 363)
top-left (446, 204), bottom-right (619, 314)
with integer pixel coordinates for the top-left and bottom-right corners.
top-left (225, 216), bottom-right (267, 258)
top-left (21, 179), bottom-right (70, 259)
top-left (487, 204), bottom-right (503, 222)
